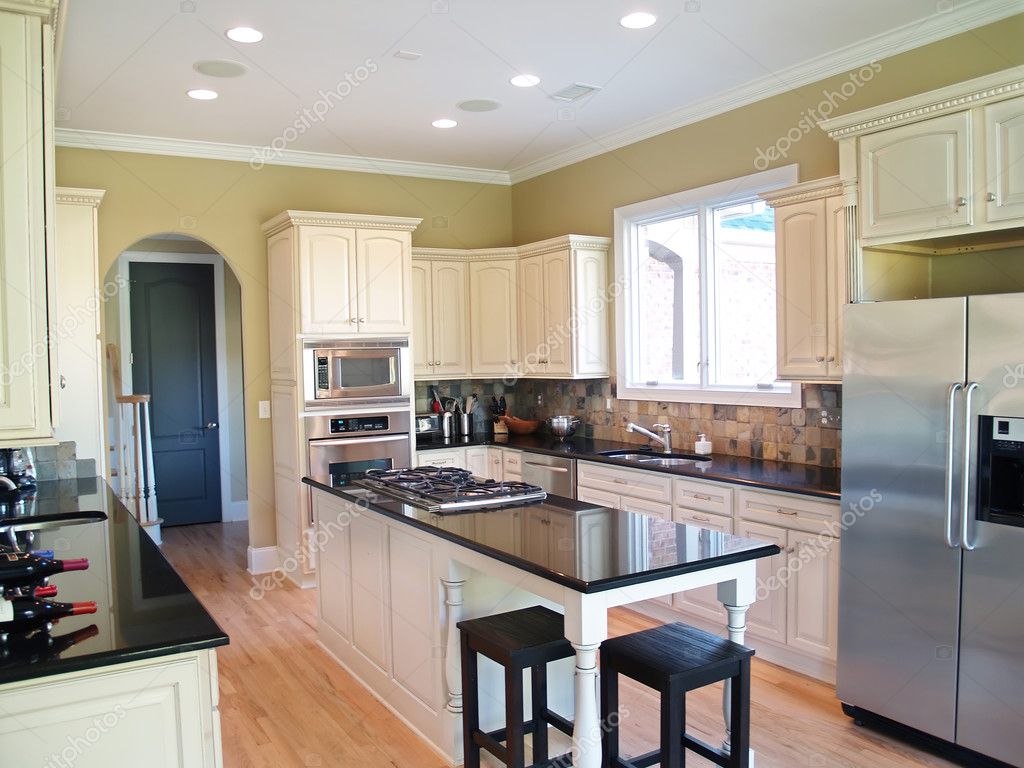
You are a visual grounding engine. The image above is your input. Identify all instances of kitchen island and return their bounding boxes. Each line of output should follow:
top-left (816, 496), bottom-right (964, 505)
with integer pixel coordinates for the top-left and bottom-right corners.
top-left (304, 475), bottom-right (779, 768)
top-left (0, 478), bottom-right (228, 767)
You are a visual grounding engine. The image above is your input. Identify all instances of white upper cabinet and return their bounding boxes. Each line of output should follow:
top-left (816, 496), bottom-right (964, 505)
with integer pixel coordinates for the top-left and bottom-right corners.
top-left (762, 178), bottom-right (848, 381)
top-left (0, 7), bottom-right (55, 442)
top-left (858, 111), bottom-right (972, 240)
top-left (261, 211), bottom-right (422, 350)
top-left (822, 69), bottom-right (1024, 245)
top-left (985, 95), bottom-right (1024, 223)
top-left (469, 258), bottom-right (520, 377)
top-left (412, 253), bottom-right (469, 380)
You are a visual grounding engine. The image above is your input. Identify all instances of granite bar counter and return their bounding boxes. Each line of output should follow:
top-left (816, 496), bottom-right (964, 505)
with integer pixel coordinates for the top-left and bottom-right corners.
top-left (416, 432), bottom-right (840, 499)
top-left (0, 478), bottom-right (227, 765)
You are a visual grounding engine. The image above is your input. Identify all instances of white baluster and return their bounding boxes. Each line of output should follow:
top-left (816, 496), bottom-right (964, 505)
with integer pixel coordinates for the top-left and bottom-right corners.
top-left (142, 399), bottom-right (158, 524)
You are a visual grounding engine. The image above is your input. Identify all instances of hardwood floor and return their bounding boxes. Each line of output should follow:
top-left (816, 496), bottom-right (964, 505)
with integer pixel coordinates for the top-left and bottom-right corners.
top-left (162, 522), bottom-right (956, 768)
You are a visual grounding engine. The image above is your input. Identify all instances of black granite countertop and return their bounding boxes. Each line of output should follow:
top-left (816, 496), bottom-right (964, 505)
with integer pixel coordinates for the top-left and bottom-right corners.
top-left (416, 433), bottom-right (840, 500)
top-left (0, 478), bottom-right (228, 685)
top-left (304, 476), bottom-right (781, 594)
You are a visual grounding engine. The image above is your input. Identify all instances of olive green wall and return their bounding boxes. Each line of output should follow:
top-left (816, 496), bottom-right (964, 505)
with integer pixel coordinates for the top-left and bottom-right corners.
top-left (55, 149), bottom-right (513, 549)
top-left (510, 14), bottom-right (1024, 243)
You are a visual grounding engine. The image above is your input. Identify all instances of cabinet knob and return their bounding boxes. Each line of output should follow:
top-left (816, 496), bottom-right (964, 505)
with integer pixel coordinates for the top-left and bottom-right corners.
top-left (359, 318), bottom-right (366, 323)
top-left (955, 196), bottom-right (967, 208)
top-left (826, 355), bottom-right (835, 362)
top-left (350, 317), bottom-right (357, 324)
top-left (815, 355), bottom-right (825, 362)
top-left (434, 360), bottom-right (441, 366)
top-left (986, 192), bottom-right (996, 202)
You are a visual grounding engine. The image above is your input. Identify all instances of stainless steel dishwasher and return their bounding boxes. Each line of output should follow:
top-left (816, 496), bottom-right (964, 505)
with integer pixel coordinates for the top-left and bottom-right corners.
top-left (520, 453), bottom-right (576, 499)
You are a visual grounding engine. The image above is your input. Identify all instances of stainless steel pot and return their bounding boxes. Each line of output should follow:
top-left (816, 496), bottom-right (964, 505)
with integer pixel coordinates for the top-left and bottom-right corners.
top-left (548, 415), bottom-right (580, 441)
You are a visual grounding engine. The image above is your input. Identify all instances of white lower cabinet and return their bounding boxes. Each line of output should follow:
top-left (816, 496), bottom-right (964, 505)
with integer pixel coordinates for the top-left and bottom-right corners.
top-left (502, 449), bottom-right (522, 480)
top-left (464, 447), bottom-right (489, 478)
top-left (0, 650), bottom-right (222, 768)
top-left (734, 519), bottom-right (789, 644)
top-left (415, 448), bottom-right (465, 469)
top-left (786, 529), bottom-right (840, 659)
top-left (672, 508), bottom-right (733, 622)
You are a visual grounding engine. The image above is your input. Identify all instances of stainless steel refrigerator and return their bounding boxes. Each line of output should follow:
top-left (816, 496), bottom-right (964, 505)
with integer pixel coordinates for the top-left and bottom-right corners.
top-left (839, 295), bottom-right (1024, 767)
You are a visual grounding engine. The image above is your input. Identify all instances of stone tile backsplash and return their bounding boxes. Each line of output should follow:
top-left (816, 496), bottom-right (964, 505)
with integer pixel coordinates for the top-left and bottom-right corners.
top-left (23, 441), bottom-right (91, 480)
top-left (417, 378), bottom-right (841, 468)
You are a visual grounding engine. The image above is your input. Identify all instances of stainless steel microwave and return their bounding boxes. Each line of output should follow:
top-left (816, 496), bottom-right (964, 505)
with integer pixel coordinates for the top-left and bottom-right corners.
top-left (302, 338), bottom-right (409, 408)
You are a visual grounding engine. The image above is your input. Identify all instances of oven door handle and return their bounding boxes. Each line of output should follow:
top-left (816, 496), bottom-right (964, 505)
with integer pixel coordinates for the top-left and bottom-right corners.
top-left (309, 434), bottom-right (410, 448)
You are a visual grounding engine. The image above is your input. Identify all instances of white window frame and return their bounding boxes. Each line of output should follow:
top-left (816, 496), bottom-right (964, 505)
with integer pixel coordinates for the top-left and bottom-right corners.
top-left (614, 164), bottom-right (800, 407)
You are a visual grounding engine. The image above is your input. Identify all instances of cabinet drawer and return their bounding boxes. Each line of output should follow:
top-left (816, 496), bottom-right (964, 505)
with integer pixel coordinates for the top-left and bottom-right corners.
top-left (674, 478), bottom-right (734, 517)
top-left (577, 461), bottom-right (673, 503)
top-left (673, 507), bottom-right (733, 533)
top-left (619, 495), bottom-right (672, 519)
top-left (502, 449), bottom-right (522, 474)
top-left (736, 489), bottom-right (840, 535)
top-left (416, 448), bottom-right (465, 469)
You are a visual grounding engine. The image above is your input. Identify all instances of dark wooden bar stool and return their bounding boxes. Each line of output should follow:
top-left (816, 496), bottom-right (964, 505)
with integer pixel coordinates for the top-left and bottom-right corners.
top-left (600, 622), bottom-right (754, 768)
top-left (458, 605), bottom-right (576, 768)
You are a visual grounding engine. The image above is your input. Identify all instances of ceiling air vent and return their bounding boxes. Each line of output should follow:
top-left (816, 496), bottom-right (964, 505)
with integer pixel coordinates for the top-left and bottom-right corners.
top-left (550, 83), bottom-right (602, 102)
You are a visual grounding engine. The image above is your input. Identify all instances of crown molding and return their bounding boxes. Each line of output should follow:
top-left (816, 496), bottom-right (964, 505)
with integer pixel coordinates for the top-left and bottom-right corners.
top-left (507, 0), bottom-right (1024, 184)
top-left (412, 246), bottom-right (519, 261)
top-left (261, 210), bottom-right (423, 236)
top-left (0, 0), bottom-right (58, 18)
top-left (516, 234), bottom-right (611, 258)
top-left (55, 128), bottom-right (513, 186)
top-left (819, 68), bottom-right (1024, 138)
top-left (55, 186), bottom-right (105, 206)
top-left (760, 176), bottom-right (844, 207)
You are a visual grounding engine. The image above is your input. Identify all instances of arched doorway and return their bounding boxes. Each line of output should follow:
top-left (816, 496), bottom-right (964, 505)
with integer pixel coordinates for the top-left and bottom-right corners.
top-left (103, 233), bottom-right (248, 529)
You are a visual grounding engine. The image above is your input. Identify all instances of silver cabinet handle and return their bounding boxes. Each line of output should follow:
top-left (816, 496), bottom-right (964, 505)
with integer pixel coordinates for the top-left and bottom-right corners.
top-left (944, 382), bottom-right (963, 548)
top-left (691, 514), bottom-right (710, 523)
top-left (693, 493), bottom-right (712, 501)
top-left (350, 318), bottom-right (358, 324)
top-left (961, 381), bottom-right (980, 550)
top-left (435, 361), bottom-right (441, 366)
top-left (359, 318), bottom-right (367, 323)
top-left (955, 196), bottom-right (968, 208)
top-left (776, 507), bottom-right (797, 516)
top-left (59, 375), bottom-right (67, 390)
top-left (986, 192), bottom-right (996, 202)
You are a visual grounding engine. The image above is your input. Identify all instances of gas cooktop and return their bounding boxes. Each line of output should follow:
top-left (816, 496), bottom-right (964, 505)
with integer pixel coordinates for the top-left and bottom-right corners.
top-left (356, 467), bottom-right (547, 513)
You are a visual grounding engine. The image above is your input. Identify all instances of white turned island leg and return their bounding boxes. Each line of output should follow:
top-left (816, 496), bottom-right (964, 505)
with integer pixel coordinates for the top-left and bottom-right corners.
top-left (563, 594), bottom-right (608, 768)
top-left (718, 562), bottom-right (757, 766)
top-left (441, 576), bottom-right (466, 714)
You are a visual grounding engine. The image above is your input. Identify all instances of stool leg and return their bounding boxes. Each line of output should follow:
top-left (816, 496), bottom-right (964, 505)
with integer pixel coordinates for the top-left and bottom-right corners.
top-left (506, 664), bottom-right (526, 768)
top-left (599, 655), bottom-right (618, 768)
top-left (531, 663), bottom-right (549, 764)
top-left (460, 632), bottom-right (481, 768)
top-left (661, 680), bottom-right (685, 768)
top-left (729, 660), bottom-right (751, 768)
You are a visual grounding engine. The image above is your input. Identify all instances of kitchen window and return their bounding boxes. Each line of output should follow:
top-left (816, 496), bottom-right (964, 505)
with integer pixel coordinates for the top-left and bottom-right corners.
top-left (614, 165), bottom-right (801, 406)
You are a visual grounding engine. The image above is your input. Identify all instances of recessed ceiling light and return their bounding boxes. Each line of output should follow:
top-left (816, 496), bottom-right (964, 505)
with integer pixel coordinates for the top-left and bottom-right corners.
top-left (187, 88), bottom-right (218, 100)
top-left (510, 74), bottom-right (540, 88)
top-left (458, 99), bottom-right (501, 112)
top-left (394, 50), bottom-right (422, 60)
top-left (193, 59), bottom-right (248, 78)
top-left (432, 118), bottom-right (458, 129)
top-left (619, 12), bottom-right (657, 29)
top-left (225, 26), bottom-right (263, 43)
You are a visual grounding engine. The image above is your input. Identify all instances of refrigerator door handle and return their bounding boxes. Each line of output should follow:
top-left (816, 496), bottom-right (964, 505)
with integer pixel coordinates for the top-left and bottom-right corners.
top-left (944, 382), bottom-right (964, 548)
top-left (961, 381), bottom-right (980, 551)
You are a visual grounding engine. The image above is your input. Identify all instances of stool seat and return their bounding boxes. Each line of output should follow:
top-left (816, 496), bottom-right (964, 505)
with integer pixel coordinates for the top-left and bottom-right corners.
top-left (458, 606), bottom-right (575, 768)
top-left (601, 622), bottom-right (754, 768)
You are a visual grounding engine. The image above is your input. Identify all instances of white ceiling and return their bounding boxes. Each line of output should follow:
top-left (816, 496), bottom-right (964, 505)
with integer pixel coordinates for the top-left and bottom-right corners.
top-left (56, 0), bottom-right (1021, 182)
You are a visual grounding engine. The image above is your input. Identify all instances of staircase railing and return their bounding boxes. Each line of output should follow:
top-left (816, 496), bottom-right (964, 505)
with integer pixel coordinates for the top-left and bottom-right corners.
top-left (106, 344), bottom-right (161, 542)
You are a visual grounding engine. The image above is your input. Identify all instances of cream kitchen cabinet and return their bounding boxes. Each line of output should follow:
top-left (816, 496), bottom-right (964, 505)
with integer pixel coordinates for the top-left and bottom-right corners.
top-left (412, 255), bottom-right (469, 379)
top-left (464, 446), bottom-right (489, 478)
top-left (523, 507), bottom-right (574, 574)
top-left (671, 476), bottom-right (736, 621)
top-left (469, 257), bottom-right (520, 377)
top-left (763, 178), bottom-right (848, 381)
top-left (821, 69), bottom-right (1024, 245)
top-left (415, 447), bottom-right (465, 469)
top-left (502, 449), bottom-right (522, 481)
top-left (262, 211), bottom-right (421, 346)
top-left (0, 5), bottom-right (56, 443)
top-left (517, 236), bottom-right (610, 379)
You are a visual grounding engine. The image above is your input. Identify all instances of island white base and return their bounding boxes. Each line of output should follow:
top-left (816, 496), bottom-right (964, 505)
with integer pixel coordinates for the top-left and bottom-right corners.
top-left (313, 488), bottom-right (759, 768)
top-left (0, 648), bottom-right (222, 768)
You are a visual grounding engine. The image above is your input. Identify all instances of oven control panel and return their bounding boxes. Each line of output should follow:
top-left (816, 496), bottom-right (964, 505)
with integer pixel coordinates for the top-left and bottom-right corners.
top-left (329, 415), bottom-right (390, 434)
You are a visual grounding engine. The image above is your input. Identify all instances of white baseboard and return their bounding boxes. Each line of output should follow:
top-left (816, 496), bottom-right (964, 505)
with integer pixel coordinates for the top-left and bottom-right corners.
top-left (221, 499), bottom-right (248, 522)
top-left (246, 545), bottom-right (279, 575)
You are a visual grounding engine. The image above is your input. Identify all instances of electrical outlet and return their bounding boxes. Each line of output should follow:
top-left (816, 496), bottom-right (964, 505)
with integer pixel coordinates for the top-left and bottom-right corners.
top-left (605, 398), bottom-right (613, 410)
top-left (536, 393), bottom-right (543, 406)
top-left (819, 408), bottom-right (841, 427)
top-left (259, 400), bottom-right (271, 419)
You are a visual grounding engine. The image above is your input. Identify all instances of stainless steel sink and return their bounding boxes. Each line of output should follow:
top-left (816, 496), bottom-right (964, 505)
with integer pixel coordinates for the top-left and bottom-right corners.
top-left (637, 457), bottom-right (711, 467)
top-left (599, 451), bottom-right (662, 461)
top-left (599, 449), bottom-right (711, 467)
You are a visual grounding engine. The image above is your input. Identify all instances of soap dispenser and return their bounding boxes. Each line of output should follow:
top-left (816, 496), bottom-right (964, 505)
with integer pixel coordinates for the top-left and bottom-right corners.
top-left (694, 433), bottom-right (712, 456)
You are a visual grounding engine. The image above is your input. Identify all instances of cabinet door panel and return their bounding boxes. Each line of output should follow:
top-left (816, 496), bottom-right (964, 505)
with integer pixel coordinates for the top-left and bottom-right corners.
top-left (268, 231), bottom-right (297, 381)
top-left (487, 447), bottom-right (504, 481)
top-left (518, 255), bottom-right (546, 375)
top-left (432, 261), bottom-right (469, 377)
top-left (477, 508), bottom-right (522, 555)
top-left (775, 200), bottom-right (828, 379)
top-left (673, 509), bottom-right (733, 622)
top-left (824, 194), bottom-right (848, 378)
top-left (573, 246), bottom-right (610, 376)
top-left (859, 111), bottom-right (972, 239)
top-left (410, 260), bottom-right (433, 377)
top-left (735, 519), bottom-right (788, 644)
top-left (543, 251), bottom-right (572, 375)
top-left (576, 486), bottom-right (620, 508)
top-left (389, 529), bottom-right (439, 709)
top-left (620, 496), bottom-right (672, 604)
top-left (787, 531), bottom-right (839, 660)
top-left (316, 494), bottom-right (352, 642)
top-left (356, 231), bottom-right (410, 333)
top-left (349, 514), bottom-right (390, 672)
top-left (298, 226), bottom-right (357, 333)
top-left (469, 261), bottom-right (519, 375)
top-left (464, 447), bottom-right (489, 478)
top-left (547, 511), bottom-right (575, 575)
top-left (985, 96), bottom-right (1024, 223)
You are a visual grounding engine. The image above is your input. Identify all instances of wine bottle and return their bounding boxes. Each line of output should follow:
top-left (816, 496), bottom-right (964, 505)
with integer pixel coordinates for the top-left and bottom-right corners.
top-left (0, 597), bottom-right (98, 634)
top-left (0, 553), bottom-right (88, 588)
top-left (32, 584), bottom-right (58, 598)
top-left (0, 624), bottom-right (99, 666)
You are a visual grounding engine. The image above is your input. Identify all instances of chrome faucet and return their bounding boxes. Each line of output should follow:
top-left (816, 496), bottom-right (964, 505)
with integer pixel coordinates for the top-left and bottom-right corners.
top-left (626, 422), bottom-right (672, 453)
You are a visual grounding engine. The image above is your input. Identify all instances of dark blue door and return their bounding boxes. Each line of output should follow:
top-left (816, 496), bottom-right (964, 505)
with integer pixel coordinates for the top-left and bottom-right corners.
top-left (130, 262), bottom-right (222, 525)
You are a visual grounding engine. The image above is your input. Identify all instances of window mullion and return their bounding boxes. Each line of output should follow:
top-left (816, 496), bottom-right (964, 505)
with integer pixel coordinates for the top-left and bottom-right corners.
top-left (697, 204), bottom-right (710, 390)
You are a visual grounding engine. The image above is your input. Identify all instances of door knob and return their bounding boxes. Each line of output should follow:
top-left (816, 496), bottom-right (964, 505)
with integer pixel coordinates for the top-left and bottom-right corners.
top-left (205, 422), bottom-right (219, 430)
